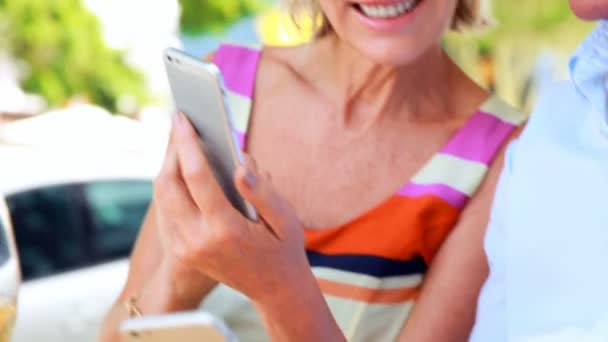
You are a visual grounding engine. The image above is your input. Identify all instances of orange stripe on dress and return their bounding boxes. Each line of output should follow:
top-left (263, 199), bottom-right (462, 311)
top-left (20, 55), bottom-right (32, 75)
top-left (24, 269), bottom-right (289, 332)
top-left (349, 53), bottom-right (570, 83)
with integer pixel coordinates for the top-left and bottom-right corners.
top-left (317, 279), bottom-right (421, 304)
top-left (305, 195), bottom-right (461, 264)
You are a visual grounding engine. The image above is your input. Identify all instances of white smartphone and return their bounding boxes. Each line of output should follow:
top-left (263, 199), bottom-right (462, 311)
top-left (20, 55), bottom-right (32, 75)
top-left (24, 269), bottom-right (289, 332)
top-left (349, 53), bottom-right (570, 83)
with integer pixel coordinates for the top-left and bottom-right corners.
top-left (163, 47), bottom-right (258, 221)
top-left (120, 311), bottom-right (238, 342)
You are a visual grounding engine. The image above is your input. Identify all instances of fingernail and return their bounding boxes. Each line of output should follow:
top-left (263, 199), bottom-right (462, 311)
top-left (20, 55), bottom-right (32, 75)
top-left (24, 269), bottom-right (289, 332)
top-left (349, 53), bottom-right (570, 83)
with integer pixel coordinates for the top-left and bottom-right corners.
top-left (244, 167), bottom-right (257, 188)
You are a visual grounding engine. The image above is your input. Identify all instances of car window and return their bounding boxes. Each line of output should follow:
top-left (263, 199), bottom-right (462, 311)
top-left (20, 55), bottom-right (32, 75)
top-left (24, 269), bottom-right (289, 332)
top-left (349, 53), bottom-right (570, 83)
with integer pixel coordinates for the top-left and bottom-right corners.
top-left (0, 216), bottom-right (8, 264)
top-left (7, 185), bottom-right (89, 281)
top-left (83, 180), bottom-right (152, 263)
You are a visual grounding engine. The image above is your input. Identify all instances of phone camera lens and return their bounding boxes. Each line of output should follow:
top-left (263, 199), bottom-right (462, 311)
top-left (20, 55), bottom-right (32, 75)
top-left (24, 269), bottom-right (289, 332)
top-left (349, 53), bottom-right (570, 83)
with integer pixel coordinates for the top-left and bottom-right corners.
top-left (167, 56), bottom-right (173, 62)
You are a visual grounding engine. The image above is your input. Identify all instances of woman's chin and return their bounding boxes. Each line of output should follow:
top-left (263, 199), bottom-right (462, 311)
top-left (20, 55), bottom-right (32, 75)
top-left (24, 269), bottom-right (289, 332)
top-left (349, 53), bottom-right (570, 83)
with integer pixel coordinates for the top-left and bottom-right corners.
top-left (350, 40), bottom-right (434, 66)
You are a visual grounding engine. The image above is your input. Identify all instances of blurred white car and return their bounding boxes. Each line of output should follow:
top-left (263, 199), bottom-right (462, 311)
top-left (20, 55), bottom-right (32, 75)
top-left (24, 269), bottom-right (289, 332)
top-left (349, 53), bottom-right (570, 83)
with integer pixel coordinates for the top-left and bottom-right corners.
top-left (0, 105), bottom-right (168, 342)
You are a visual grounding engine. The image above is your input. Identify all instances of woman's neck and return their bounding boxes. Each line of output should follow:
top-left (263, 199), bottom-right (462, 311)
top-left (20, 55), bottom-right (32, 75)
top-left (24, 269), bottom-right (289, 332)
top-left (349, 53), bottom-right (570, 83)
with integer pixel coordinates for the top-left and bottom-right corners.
top-left (300, 33), bottom-right (486, 127)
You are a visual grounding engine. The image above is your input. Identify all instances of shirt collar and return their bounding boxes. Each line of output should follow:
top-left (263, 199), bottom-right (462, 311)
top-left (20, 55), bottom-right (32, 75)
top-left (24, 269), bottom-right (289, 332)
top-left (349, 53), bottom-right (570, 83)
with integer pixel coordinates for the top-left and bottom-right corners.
top-left (569, 20), bottom-right (608, 123)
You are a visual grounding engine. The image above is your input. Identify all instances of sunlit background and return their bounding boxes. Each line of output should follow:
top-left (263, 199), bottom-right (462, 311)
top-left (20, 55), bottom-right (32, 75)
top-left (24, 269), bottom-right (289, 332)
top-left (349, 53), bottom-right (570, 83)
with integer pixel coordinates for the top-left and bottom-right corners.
top-left (0, 0), bottom-right (594, 120)
top-left (0, 1), bottom-right (596, 342)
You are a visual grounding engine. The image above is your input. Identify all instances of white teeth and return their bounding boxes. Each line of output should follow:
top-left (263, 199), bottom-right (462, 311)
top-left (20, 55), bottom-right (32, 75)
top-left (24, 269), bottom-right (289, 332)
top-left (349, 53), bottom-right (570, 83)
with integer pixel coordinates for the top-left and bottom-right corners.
top-left (359, 1), bottom-right (418, 19)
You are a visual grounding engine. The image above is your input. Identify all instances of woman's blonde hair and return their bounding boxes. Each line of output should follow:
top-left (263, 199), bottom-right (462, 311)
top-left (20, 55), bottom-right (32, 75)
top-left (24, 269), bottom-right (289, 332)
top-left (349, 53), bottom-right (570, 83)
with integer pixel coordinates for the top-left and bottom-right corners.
top-left (284, 0), bottom-right (488, 37)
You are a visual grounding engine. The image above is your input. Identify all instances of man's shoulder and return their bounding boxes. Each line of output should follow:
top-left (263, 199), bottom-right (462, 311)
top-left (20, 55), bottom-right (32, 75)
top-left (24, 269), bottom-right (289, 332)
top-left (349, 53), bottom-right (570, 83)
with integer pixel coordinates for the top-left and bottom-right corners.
top-left (500, 79), bottom-right (592, 179)
top-left (531, 80), bottom-right (583, 120)
top-left (518, 80), bottom-right (587, 142)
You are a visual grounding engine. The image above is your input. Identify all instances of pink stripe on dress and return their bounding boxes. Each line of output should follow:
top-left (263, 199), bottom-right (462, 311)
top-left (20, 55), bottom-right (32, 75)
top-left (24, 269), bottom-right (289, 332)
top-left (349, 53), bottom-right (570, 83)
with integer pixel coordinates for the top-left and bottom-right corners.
top-left (397, 183), bottom-right (469, 209)
top-left (441, 111), bottom-right (516, 165)
top-left (213, 44), bottom-right (261, 98)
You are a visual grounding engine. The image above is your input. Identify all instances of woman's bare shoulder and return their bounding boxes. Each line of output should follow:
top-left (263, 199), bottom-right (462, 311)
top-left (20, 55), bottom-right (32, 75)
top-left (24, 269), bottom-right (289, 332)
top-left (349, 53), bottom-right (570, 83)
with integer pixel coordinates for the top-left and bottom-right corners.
top-left (258, 44), bottom-right (315, 87)
top-left (262, 44), bottom-right (310, 67)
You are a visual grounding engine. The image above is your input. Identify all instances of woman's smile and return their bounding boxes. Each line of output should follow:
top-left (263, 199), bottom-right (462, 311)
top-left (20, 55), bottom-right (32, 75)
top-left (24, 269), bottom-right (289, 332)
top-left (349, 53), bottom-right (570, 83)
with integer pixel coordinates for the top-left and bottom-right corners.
top-left (349, 0), bottom-right (425, 31)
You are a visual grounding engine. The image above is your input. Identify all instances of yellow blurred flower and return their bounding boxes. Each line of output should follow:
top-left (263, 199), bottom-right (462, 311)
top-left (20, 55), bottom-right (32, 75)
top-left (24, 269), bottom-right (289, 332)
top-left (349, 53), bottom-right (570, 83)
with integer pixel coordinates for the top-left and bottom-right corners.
top-left (256, 7), bottom-right (313, 46)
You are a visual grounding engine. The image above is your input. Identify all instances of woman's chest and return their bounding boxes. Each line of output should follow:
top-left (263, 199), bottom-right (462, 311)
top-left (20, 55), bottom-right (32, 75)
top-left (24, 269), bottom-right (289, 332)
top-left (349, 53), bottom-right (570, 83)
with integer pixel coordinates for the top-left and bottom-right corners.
top-left (244, 100), bottom-right (450, 229)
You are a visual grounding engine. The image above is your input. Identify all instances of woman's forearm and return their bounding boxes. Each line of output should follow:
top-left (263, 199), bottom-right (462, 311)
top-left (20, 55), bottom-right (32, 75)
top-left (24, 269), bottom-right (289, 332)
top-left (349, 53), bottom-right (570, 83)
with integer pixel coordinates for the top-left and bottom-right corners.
top-left (253, 270), bottom-right (346, 342)
top-left (136, 260), bottom-right (216, 313)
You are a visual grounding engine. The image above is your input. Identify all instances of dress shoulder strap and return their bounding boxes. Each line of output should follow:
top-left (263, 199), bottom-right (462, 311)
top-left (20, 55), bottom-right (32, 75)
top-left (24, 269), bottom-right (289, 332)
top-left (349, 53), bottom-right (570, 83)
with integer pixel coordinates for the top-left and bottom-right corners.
top-left (213, 43), bottom-right (262, 149)
top-left (439, 96), bottom-right (527, 167)
top-left (404, 96), bottom-right (527, 211)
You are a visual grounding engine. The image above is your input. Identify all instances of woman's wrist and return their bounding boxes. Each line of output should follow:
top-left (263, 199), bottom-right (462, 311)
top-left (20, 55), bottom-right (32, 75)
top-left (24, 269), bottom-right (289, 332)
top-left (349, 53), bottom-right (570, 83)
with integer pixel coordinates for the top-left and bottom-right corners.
top-left (136, 259), bottom-right (217, 315)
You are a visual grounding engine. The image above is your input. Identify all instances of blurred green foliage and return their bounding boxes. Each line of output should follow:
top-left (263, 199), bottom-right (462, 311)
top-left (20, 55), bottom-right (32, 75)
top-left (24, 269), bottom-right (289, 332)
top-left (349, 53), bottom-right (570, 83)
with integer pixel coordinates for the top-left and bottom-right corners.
top-left (0, 0), bottom-right (147, 114)
top-left (477, 0), bottom-right (591, 51)
top-left (178, 0), bottom-right (268, 36)
top-left (0, 0), bottom-right (270, 113)
top-left (444, 0), bottom-right (594, 111)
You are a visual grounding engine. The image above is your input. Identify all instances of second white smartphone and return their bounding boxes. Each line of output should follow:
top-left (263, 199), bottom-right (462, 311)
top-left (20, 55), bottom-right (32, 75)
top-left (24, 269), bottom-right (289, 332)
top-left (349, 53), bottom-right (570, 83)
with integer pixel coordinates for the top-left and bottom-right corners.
top-left (163, 47), bottom-right (257, 221)
top-left (120, 311), bottom-right (238, 342)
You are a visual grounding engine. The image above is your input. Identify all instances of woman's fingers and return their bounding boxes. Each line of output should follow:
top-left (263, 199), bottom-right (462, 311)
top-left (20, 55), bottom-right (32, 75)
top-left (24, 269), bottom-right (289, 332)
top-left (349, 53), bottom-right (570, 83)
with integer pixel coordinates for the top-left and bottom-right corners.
top-left (173, 112), bottom-right (234, 221)
top-left (160, 117), bottom-right (179, 178)
top-left (154, 123), bottom-right (199, 223)
top-left (235, 163), bottom-right (298, 240)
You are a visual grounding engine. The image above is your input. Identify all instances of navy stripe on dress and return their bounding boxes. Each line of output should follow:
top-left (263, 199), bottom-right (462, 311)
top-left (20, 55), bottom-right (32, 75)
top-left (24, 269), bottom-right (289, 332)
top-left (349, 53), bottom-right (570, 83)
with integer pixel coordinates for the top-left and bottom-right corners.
top-left (306, 250), bottom-right (428, 278)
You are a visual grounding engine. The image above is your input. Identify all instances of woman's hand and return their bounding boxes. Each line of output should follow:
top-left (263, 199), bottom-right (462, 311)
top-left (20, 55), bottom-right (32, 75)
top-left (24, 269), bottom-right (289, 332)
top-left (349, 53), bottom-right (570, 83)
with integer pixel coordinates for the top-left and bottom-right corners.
top-left (150, 113), bottom-right (345, 341)
top-left (153, 112), bottom-right (309, 303)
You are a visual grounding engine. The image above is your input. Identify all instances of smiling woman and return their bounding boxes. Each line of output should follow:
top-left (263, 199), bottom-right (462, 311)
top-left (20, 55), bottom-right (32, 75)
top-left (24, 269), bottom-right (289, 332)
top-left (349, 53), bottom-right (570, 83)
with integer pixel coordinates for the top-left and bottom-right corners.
top-left (101, 0), bottom-right (525, 341)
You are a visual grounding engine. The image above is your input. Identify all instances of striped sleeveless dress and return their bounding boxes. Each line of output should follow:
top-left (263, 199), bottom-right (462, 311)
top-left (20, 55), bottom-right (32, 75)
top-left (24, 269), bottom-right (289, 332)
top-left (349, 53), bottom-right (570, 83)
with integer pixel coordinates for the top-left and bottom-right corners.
top-left (201, 43), bottom-right (527, 341)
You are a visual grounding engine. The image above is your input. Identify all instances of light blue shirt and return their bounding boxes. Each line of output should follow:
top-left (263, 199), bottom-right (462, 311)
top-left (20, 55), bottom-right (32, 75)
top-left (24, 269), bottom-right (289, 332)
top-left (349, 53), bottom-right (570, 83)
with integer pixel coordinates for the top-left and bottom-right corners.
top-left (471, 22), bottom-right (608, 342)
